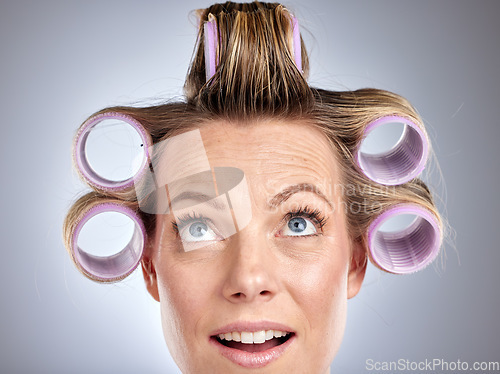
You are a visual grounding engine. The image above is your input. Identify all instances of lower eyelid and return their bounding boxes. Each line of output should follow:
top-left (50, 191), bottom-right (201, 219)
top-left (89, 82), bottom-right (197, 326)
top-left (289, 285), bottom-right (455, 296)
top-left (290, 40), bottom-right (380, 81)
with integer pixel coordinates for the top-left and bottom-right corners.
top-left (277, 229), bottom-right (321, 238)
top-left (181, 221), bottom-right (232, 243)
top-left (276, 232), bottom-right (322, 240)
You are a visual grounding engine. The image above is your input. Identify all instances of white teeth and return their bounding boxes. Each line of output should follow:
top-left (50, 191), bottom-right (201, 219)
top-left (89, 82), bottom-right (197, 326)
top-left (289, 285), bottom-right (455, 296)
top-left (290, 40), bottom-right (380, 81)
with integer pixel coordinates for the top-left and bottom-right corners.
top-left (232, 331), bottom-right (241, 342)
top-left (241, 332), bottom-right (253, 344)
top-left (265, 330), bottom-right (274, 340)
top-left (217, 330), bottom-right (290, 344)
top-left (253, 330), bottom-right (265, 344)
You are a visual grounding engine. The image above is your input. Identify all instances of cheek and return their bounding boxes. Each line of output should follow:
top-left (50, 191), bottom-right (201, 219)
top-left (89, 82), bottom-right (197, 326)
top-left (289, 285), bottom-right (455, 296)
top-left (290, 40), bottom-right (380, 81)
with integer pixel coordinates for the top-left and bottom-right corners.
top-left (293, 255), bottom-right (349, 371)
top-left (289, 253), bottom-right (348, 318)
top-left (153, 220), bottom-right (215, 335)
top-left (284, 238), bottom-right (350, 350)
top-left (157, 260), bottom-right (213, 333)
top-left (154, 257), bottom-right (216, 367)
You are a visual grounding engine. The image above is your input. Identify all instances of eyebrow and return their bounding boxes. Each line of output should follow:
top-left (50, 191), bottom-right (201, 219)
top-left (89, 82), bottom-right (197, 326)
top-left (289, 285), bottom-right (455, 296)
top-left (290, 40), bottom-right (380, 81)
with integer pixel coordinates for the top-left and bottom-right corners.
top-left (268, 183), bottom-right (333, 209)
top-left (169, 190), bottom-right (228, 211)
top-left (169, 183), bottom-right (332, 211)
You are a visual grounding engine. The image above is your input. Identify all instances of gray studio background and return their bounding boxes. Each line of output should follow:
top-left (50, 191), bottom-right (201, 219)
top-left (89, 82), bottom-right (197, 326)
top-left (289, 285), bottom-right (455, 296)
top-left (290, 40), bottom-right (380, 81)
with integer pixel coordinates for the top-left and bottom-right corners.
top-left (1, 1), bottom-right (499, 373)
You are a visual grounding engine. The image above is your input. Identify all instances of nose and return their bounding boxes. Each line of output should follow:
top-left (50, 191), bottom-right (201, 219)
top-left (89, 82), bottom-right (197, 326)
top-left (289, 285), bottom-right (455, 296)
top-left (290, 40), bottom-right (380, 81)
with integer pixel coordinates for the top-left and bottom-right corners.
top-left (222, 229), bottom-right (278, 304)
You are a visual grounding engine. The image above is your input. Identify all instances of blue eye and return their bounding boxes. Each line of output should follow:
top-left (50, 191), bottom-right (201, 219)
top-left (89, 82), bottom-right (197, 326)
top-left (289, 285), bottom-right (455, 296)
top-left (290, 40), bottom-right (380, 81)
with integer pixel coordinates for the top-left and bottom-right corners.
top-left (283, 216), bottom-right (317, 236)
top-left (289, 217), bottom-right (306, 232)
top-left (189, 222), bottom-right (208, 238)
top-left (178, 219), bottom-right (218, 243)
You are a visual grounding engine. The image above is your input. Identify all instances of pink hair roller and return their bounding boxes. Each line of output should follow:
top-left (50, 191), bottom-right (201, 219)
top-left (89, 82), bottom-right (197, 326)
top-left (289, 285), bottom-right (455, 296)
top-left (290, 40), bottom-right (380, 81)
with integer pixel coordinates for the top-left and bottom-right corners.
top-left (204, 18), bottom-right (218, 82)
top-left (73, 112), bottom-right (151, 191)
top-left (368, 204), bottom-right (441, 274)
top-left (356, 116), bottom-right (429, 185)
top-left (71, 202), bottom-right (146, 282)
top-left (203, 14), bottom-right (303, 82)
top-left (290, 15), bottom-right (302, 72)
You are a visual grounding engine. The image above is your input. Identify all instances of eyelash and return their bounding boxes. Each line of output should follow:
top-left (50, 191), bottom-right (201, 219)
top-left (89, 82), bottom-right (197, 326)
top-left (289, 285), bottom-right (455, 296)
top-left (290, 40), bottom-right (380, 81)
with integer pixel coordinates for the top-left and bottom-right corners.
top-left (171, 212), bottom-right (208, 236)
top-left (171, 206), bottom-right (328, 236)
top-left (283, 205), bottom-right (328, 234)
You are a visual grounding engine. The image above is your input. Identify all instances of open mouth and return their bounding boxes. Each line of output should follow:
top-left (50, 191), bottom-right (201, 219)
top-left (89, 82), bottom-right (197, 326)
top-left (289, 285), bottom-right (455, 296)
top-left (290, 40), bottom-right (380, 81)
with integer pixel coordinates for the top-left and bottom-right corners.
top-left (212, 330), bottom-right (294, 353)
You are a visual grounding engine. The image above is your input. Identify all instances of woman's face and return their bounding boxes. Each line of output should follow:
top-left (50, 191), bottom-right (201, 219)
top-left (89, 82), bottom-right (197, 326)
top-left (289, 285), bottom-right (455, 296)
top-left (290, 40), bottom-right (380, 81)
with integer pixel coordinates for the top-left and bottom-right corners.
top-left (142, 120), bottom-right (366, 374)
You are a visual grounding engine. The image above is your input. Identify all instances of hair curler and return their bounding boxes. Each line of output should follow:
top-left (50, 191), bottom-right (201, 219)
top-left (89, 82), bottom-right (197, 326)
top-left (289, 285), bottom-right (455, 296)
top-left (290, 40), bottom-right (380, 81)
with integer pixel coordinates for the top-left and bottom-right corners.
top-left (73, 112), bottom-right (152, 192)
top-left (203, 13), bottom-right (303, 82)
top-left (204, 17), bottom-right (218, 82)
top-left (71, 202), bottom-right (146, 282)
top-left (290, 15), bottom-right (302, 73)
top-left (367, 204), bottom-right (441, 274)
top-left (356, 116), bottom-right (429, 185)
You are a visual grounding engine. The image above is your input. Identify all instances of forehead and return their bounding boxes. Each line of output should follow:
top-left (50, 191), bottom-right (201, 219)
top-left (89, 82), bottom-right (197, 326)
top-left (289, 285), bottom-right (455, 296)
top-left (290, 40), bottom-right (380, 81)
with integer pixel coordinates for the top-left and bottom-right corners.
top-left (198, 119), bottom-right (340, 189)
top-left (151, 119), bottom-right (342, 208)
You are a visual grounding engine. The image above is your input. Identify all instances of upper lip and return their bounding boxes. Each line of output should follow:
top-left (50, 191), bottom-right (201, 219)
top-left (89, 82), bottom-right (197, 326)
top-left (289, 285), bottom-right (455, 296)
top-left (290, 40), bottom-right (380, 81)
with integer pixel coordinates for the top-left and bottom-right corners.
top-left (209, 321), bottom-right (295, 336)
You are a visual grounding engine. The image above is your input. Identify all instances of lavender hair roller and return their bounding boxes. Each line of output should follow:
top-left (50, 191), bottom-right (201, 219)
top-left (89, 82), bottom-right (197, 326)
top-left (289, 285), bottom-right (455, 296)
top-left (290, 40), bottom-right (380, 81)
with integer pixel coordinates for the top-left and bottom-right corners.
top-left (204, 17), bottom-right (218, 82)
top-left (203, 14), bottom-right (302, 82)
top-left (71, 202), bottom-right (145, 282)
top-left (368, 204), bottom-right (441, 274)
top-left (356, 116), bottom-right (429, 185)
top-left (74, 112), bottom-right (151, 191)
top-left (290, 15), bottom-right (302, 72)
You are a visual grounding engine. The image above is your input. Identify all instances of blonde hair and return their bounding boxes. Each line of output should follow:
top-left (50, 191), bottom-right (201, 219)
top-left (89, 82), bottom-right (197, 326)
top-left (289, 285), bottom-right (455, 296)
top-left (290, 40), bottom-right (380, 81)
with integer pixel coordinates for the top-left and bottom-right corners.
top-left (63, 1), bottom-right (442, 281)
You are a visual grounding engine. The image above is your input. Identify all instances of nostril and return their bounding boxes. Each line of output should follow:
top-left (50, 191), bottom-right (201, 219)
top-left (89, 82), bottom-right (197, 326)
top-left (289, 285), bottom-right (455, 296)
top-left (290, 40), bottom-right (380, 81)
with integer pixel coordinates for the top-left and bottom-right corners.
top-left (231, 290), bottom-right (271, 299)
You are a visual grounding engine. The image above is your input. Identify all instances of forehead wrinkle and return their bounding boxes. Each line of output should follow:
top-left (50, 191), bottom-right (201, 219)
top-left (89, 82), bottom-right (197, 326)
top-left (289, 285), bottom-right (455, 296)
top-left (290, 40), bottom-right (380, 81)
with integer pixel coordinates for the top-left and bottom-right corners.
top-left (198, 119), bottom-right (342, 195)
top-left (207, 144), bottom-right (337, 181)
top-left (201, 119), bottom-right (333, 153)
top-left (169, 191), bottom-right (227, 211)
top-left (221, 137), bottom-right (332, 164)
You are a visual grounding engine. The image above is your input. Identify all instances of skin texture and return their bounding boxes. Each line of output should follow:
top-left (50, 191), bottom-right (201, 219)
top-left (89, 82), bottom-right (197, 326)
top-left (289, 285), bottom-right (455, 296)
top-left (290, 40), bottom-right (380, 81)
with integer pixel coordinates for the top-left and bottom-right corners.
top-left (142, 119), bottom-right (367, 374)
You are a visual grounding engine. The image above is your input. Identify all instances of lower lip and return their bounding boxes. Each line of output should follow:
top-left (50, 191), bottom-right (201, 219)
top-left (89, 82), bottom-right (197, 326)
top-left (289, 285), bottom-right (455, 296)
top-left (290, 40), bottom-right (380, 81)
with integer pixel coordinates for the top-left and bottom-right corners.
top-left (209, 334), bottom-right (295, 368)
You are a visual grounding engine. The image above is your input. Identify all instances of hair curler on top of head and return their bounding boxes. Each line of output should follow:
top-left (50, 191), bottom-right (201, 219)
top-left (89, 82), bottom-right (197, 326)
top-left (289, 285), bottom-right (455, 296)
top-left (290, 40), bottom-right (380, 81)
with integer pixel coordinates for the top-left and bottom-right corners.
top-left (203, 11), bottom-right (303, 83)
top-left (185, 2), bottom-right (312, 117)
